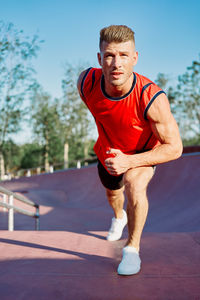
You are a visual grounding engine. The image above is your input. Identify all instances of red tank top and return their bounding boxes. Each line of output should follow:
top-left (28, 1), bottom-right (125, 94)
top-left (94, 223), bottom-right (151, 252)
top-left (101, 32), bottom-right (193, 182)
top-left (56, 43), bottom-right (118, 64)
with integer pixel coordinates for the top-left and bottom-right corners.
top-left (80, 68), bottom-right (165, 172)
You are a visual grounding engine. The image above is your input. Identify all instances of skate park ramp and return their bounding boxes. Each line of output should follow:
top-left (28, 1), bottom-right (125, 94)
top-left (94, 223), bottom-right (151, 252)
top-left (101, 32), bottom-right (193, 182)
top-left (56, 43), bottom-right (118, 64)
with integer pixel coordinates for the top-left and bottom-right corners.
top-left (0, 153), bottom-right (200, 300)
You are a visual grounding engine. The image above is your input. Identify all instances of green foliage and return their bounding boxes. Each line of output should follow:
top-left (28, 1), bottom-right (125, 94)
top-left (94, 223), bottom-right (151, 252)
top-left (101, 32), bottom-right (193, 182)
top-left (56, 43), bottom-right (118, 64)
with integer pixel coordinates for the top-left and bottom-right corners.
top-left (26, 63), bottom-right (95, 171)
top-left (60, 62), bottom-right (95, 161)
top-left (20, 143), bottom-right (43, 169)
top-left (155, 73), bottom-right (169, 90)
top-left (155, 59), bottom-right (200, 145)
top-left (48, 136), bottom-right (64, 166)
top-left (0, 21), bottom-right (96, 173)
top-left (30, 88), bottom-right (60, 143)
top-left (30, 86), bottom-right (64, 169)
top-left (0, 21), bottom-right (43, 151)
top-left (182, 136), bottom-right (200, 147)
top-left (155, 73), bottom-right (177, 115)
top-left (2, 140), bottom-right (22, 173)
top-left (176, 55), bottom-right (200, 142)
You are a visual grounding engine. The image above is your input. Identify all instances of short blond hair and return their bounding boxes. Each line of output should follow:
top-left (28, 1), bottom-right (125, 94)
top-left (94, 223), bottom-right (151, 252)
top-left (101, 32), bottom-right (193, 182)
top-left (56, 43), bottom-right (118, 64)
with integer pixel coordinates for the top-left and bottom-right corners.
top-left (99, 25), bottom-right (135, 50)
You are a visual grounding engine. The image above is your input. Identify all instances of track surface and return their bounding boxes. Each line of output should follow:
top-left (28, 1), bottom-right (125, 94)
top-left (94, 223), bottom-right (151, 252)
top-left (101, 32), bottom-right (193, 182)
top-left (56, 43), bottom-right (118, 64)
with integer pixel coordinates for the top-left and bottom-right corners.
top-left (0, 154), bottom-right (200, 299)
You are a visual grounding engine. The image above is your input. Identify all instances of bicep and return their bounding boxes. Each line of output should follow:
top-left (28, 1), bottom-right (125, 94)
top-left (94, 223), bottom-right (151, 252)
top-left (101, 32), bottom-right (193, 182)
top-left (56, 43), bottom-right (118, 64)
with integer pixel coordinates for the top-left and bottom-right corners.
top-left (147, 94), bottom-right (181, 145)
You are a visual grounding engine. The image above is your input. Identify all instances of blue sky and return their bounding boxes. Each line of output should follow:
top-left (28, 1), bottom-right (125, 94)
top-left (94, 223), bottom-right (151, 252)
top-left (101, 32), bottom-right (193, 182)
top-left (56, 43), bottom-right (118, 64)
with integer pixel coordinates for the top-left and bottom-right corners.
top-left (1, 0), bottom-right (200, 99)
top-left (1, 0), bottom-right (200, 143)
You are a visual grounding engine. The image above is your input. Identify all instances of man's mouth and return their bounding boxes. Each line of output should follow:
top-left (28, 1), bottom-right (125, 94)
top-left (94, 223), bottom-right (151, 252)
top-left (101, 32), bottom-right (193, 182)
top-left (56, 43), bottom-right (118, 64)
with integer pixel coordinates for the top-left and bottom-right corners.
top-left (111, 71), bottom-right (123, 78)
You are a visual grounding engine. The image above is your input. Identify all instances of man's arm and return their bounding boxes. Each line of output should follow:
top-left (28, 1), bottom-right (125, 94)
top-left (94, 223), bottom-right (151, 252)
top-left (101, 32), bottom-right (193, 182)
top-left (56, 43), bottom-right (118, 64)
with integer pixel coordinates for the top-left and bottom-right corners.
top-left (105, 93), bottom-right (183, 175)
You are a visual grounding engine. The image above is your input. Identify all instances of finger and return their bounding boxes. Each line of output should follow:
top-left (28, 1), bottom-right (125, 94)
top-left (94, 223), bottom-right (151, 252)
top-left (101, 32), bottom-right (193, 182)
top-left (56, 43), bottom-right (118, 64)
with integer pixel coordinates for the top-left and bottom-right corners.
top-left (107, 166), bottom-right (118, 174)
top-left (105, 158), bottom-right (114, 165)
top-left (107, 168), bottom-right (114, 174)
top-left (109, 170), bottom-right (117, 175)
top-left (108, 148), bottom-right (122, 155)
top-left (106, 164), bottom-right (114, 170)
top-left (105, 150), bottom-right (116, 158)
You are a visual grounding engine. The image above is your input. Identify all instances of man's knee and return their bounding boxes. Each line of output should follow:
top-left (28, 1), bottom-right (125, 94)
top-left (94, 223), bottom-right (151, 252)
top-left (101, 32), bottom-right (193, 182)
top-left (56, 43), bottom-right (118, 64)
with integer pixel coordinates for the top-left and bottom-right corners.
top-left (123, 167), bottom-right (154, 194)
top-left (106, 187), bottom-right (124, 200)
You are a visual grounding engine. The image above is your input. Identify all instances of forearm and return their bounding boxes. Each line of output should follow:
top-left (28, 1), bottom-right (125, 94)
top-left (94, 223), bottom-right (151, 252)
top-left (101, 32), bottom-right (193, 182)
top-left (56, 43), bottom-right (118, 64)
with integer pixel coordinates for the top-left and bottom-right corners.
top-left (128, 142), bottom-right (183, 169)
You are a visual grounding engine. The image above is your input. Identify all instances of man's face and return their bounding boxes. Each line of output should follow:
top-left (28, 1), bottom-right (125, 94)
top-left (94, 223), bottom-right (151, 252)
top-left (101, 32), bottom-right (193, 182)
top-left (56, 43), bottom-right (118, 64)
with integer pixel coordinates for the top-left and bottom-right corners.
top-left (98, 40), bottom-right (138, 89)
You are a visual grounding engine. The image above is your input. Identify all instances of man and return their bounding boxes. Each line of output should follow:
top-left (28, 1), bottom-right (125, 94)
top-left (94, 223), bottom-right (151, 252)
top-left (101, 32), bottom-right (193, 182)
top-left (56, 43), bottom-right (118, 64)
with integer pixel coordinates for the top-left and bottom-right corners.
top-left (77, 25), bottom-right (183, 276)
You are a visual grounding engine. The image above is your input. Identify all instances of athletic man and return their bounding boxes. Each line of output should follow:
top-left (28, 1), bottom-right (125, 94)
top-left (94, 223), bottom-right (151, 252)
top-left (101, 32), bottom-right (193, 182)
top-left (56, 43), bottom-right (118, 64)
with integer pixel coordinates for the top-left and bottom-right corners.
top-left (77, 25), bottom-right (183, 275)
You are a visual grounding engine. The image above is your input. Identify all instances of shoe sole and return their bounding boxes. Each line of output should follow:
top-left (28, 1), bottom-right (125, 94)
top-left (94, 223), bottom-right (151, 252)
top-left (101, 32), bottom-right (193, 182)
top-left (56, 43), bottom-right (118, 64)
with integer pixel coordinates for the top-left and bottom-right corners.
top-left (117, 268), bottom-right (141, 276)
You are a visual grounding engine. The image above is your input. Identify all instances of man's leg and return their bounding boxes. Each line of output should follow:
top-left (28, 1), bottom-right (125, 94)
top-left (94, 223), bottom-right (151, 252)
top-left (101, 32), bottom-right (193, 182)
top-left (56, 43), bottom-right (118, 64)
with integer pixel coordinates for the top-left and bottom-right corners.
top-left (106, 187), bottom-right (127, 241)
top-left (106, 187), bottom-right (125, 219)
top-left (117, 166), bottom-right (154, 275)
top-left (124, 166), bottom-right (154, 251)
top-left (97, 160), bottom-right (127, 241)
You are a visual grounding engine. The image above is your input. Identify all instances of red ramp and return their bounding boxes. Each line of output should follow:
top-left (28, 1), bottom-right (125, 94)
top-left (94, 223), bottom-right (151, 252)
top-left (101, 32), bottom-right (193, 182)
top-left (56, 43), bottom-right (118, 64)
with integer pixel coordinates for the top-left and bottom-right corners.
top-left (0, 153), bottom-right (200, 299)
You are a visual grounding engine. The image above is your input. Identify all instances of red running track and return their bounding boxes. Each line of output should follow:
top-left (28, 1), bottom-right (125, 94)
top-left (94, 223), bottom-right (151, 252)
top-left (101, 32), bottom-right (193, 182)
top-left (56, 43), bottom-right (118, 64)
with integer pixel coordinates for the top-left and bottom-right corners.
top-left (0, 153), bottom-right (200, 300)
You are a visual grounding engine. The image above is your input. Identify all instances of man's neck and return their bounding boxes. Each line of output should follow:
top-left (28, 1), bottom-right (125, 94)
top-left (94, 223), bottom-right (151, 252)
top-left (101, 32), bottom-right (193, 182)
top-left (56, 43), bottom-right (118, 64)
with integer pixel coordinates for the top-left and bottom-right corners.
top-left (104, 73), bottom-right (134, 98)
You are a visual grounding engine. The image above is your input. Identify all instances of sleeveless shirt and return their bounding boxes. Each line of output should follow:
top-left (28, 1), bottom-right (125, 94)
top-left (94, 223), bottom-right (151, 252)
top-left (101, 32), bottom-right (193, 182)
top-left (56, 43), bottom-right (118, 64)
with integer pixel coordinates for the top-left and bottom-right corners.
top-left (80, 67), bottom-right (165, 172)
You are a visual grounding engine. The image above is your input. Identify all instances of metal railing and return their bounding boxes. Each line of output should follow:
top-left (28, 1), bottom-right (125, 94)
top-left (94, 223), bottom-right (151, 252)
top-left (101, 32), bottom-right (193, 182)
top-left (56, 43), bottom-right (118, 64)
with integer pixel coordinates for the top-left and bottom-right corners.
top-left (0, 186), bottom-right (40, 231)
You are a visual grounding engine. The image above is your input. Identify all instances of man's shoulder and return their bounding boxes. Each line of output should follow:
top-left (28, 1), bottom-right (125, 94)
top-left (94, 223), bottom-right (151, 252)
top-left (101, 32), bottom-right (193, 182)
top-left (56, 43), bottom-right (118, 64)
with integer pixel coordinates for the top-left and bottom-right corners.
top-left (78, 67), bottom-right (101, 81)
top-left (134, 72), bottom-right (155, 87)
top-left (78, 67), bottom-right (102, 100)
top-left (82, 67), bottom-right (102, 77)
top-left (78, 67), bottom-right (101, 87)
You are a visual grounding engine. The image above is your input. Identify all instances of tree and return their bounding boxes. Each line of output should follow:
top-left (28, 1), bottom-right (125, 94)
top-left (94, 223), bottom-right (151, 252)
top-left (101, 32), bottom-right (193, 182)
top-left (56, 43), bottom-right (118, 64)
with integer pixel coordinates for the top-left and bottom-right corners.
top-left (30, 86), bottom-right (62, 172)
top-left (0, 21), bottom-right (42, 178)
top-left (176, 56), bottom-right (200, 143)
top-left (61, 63), bottom-right (95, 166)
top-left (155, 73), bottom-right (169, 90)
top-left (2, 139), bottom-right (22, 175)
top-left (155, 73), bottom-right (179, 123)
top-left (20, 143), bottom-right (43, 170)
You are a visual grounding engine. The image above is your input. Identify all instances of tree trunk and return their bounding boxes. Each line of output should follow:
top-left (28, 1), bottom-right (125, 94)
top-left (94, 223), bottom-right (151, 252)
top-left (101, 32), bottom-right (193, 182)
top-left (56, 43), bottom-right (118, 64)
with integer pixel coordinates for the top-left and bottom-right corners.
top-left (84, 140), bottom-right (90, 158)
top-left (64, 142), bottom-right (69, 169)
top-left (0, 152), bottom-right (5, 180)
top-left (44, 137), bottom-right (50, 173)
top-left (84, 140), bottom-right (90, 166)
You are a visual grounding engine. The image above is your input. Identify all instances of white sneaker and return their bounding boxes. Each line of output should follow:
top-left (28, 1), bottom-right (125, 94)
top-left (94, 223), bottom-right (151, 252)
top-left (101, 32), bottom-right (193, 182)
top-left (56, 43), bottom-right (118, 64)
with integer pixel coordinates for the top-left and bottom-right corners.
top-left (106, 209), bottom-right (127, 241)
top-left (117, 246), bottom-right (141, 275)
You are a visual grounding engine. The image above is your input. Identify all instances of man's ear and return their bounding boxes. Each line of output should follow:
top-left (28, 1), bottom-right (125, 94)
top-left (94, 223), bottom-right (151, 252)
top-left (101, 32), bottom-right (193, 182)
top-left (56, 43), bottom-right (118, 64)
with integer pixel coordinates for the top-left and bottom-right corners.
top-left (133, 51), bottom-right (138, 67)
top-left (97, 52), bottom-right (102, 66)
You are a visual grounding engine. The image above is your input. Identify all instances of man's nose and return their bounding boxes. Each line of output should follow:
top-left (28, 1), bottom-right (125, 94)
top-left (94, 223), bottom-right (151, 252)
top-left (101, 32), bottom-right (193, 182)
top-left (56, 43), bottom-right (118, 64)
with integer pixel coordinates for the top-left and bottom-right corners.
top-left (112, 55), bottom-right (121, 68)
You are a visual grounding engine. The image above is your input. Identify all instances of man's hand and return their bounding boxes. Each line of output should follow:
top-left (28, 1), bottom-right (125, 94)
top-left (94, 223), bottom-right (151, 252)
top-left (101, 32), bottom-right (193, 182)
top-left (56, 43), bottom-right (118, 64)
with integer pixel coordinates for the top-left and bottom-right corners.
top-left (105, 148), bottom-right (131, 175)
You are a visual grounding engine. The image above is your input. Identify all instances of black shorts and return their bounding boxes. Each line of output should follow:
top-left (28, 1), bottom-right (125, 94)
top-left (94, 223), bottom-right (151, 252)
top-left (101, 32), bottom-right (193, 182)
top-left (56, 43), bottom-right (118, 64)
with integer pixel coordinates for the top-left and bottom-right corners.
top-left (97, 159), bottom-right (124, 190)
top-left (97, 159), bottom-right (156, 191)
